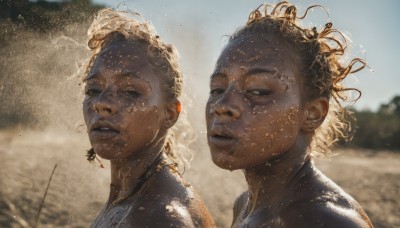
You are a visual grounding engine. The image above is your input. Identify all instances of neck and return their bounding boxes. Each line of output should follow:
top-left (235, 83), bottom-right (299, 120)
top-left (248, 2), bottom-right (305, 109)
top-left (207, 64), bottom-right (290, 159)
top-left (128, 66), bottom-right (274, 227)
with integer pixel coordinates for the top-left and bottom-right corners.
top-left (243, 135), bottom-right (312, 214)
top-left (108, 137), bottom-right (165, 205)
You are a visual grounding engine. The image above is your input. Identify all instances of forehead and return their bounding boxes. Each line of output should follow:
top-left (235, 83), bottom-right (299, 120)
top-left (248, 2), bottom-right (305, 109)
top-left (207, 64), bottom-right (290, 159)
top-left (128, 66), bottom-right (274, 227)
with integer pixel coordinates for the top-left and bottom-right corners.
top-left (100, 40), bottom-right (147, 57)
top-left (88, 40), bottom-right (154, 79)
top-left (217, 34), bottom-right (299, 71)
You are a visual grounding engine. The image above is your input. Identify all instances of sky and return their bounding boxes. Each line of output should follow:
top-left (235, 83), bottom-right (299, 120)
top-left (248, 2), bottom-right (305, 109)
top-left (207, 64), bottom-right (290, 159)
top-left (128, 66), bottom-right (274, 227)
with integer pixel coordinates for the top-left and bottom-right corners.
top-left (91, 0), bottom-right (400, 111)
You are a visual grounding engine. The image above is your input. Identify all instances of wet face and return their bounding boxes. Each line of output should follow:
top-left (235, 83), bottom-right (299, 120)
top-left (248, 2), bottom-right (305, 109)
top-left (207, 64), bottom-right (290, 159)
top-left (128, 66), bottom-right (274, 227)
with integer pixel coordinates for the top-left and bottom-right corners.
top-left (83, 40), bottom-right (168, 160)
top-left (206, 34), bottom-right (307, 170)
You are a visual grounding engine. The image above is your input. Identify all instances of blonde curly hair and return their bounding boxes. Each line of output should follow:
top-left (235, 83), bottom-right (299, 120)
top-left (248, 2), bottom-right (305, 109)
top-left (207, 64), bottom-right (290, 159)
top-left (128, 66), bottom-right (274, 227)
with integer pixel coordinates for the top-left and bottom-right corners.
top-left (230, 2), bottom-right (366, 157)
top-left (84, 8), bottom-right (192, 170)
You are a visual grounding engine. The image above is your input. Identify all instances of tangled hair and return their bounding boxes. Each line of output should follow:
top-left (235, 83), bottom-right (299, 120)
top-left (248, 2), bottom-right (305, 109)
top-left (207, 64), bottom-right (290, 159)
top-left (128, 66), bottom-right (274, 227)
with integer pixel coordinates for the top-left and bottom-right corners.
top-left (84, 8), bottom-right (192, 170)
top-left (231, 2), bottom-right (366, 157)
top-left (85, 8), bottom-right (182, 99)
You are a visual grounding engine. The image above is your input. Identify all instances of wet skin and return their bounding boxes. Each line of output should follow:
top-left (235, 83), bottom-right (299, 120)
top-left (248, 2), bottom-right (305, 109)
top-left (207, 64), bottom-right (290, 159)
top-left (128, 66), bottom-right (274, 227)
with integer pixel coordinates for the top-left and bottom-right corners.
top-left (206, 34), bottom-right (373, 227)
top-left (83, 40), bottom-right (215, 227)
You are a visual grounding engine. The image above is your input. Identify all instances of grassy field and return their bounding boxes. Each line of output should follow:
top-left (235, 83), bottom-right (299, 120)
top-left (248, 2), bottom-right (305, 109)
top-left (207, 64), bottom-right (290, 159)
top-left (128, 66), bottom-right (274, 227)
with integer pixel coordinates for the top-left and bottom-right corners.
top-left (0, 128), bottom-right (399, 228)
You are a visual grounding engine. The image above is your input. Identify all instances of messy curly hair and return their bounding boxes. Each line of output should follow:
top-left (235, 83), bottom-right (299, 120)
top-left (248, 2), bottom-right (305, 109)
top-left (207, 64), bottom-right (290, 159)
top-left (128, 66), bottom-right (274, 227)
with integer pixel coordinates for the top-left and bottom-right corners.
top-left (230, 2), bottom-right (366, 157)
top-left (84, 8), bottom-right (192, 170)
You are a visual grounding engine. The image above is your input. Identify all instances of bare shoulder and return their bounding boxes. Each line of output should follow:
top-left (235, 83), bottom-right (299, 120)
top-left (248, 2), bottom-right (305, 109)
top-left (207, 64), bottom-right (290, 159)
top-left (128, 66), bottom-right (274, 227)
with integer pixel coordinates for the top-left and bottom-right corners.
top-left (233, 191), bottom-right (248, 219)
top-left (127, 167), bottom-right (215, 227)
top-left (281, 200), bottom-right (372, 228)
top-left (126, 200), bottom-right (198, 228)
top-left (280, 168), bottom-right (373, 228)
top-left (231, 191), bottom-right (249, 227)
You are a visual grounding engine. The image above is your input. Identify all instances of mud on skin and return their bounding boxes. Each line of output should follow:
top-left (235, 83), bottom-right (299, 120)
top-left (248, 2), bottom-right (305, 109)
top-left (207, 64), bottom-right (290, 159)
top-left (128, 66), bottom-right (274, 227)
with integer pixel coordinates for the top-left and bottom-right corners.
top-left (83, 14), bottom-right (215, 227)
top-left (205, 22), bottom-right (373, 228)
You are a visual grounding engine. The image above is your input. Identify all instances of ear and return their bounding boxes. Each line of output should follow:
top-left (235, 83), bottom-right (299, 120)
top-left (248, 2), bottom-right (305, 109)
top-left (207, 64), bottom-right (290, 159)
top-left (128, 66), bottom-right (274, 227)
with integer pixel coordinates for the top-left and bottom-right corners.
top-left (163, 99), bottom-right (181, 129)
top-left (301, 97), bottom-right (329, 133)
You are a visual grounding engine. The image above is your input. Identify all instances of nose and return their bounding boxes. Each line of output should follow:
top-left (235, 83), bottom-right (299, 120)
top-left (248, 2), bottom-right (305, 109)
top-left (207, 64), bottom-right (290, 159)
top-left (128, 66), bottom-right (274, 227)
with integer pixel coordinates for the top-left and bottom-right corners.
top-left (214, 104), bottom-right (241, 119)
top-left (93, 92), bottom-right (117, 116)
top-left (211, 90), bottom-right (241, 119)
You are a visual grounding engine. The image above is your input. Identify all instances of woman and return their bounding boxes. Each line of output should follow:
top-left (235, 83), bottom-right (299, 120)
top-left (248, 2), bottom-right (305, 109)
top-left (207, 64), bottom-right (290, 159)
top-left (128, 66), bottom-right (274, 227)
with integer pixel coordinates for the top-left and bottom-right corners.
top-left (206, 2), bottom-right (373, 227)
top-left (83, 9), bottom-right (215, 227)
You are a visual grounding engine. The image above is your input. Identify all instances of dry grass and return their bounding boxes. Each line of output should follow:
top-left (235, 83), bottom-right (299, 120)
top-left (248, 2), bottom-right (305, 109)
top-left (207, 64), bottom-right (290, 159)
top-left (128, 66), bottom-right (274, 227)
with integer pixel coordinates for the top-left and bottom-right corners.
top-left (0, 129), bottom-right (399, 228)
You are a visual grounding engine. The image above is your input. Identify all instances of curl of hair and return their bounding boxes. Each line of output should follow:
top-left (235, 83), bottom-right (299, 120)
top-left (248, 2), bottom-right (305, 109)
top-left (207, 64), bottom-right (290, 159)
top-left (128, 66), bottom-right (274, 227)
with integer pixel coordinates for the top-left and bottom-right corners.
top-left (84, 8), bottom-right (192, 170)
top-left (231, 2), bottom-right (367, 157)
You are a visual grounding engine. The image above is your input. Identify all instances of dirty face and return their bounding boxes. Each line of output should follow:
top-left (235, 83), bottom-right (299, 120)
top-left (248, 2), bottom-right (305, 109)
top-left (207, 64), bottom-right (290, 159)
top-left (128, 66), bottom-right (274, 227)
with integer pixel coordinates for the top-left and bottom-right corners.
top-left (83, 40), bottom-right (168, 160)
top-left (206, 34), bottom-right (306, 170)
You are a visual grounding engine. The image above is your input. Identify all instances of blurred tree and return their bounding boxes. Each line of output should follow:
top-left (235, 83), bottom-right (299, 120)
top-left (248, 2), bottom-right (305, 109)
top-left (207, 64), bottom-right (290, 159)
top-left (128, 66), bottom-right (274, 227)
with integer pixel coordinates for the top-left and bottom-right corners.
top-left (0, 0), bottom-right (103, 32)
top-left (349, 95), bottom-right (400, 151)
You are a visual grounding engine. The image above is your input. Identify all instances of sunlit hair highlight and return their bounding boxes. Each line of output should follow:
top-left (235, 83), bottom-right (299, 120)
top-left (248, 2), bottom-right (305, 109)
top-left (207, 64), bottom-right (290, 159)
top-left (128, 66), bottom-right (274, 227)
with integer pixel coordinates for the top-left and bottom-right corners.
top-left (84, 8), bottom-right (192, 170)
top-left (230, 2), bottom-right (367, 157)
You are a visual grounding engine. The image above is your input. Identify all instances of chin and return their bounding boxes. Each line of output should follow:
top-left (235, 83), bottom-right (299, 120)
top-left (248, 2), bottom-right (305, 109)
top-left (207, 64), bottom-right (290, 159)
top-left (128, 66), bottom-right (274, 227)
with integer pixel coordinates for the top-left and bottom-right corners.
top-left (211, 153), bottom-right (243, 171)
top-left (92, 144), bottom-right (121, 160)
top-left (93, 151), bottom-right (115, 160)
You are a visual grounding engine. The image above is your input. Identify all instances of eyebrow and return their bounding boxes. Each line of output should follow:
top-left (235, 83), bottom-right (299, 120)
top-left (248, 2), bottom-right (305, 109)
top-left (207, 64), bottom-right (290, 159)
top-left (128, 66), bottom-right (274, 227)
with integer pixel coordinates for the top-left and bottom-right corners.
top-left (85, 71), bottom-right (143, 81)
top-left (243, 68), bottom-right (278, 77)
top-left (117, 72), bottom-right (142, 80)
top-left (85, 72), bottom-right (96, 81)
top-left (210, 71), bottom-right (228, 79)
top-left (210, 67), bottom-right (278, 80)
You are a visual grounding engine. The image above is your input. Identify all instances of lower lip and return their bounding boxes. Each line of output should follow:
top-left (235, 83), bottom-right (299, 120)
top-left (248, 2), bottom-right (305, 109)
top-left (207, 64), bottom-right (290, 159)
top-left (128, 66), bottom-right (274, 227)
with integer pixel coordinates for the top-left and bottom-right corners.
top-left (90, 129), bottom-right (119, 139)
top-left (208, 136), bottom-right (237, 148)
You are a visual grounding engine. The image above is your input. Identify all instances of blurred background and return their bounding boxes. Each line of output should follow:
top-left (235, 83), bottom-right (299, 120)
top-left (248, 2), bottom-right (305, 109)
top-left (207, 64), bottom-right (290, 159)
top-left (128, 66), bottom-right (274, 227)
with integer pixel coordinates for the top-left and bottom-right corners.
top-left (0, 0), bottom-right (399, 227)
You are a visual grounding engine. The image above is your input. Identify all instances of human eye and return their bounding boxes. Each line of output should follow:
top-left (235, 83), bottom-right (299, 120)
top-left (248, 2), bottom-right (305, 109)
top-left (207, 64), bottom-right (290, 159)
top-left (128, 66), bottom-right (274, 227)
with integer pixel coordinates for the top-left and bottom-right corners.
top-left (85, 86), bottom-right (102, 97)
top-left (246, 89), bottom-right (272, 97)
top-left (210, 87), bottom-right (225, 96)
top-left (123, 89), bottom-right (141, 98)
top-left (209, 76), bottom-right (227, 97)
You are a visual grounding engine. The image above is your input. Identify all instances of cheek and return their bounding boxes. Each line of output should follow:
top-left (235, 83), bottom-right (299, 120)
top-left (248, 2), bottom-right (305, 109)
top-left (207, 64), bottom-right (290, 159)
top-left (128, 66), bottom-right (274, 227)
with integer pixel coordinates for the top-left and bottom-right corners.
top-left (123, 104), bottom-right (161, 139)
top-left (82, 100), bottom-right (92, 125)
top-left (250, 104), bottom-right (302, 150)
top-left (125, 100), bottom-right (150, 112)
top-left (273, 107), bottom-right (302, 149)
top-left (205, 102), bottom-right (212, 123)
